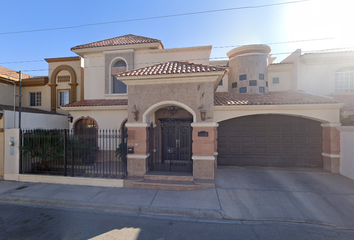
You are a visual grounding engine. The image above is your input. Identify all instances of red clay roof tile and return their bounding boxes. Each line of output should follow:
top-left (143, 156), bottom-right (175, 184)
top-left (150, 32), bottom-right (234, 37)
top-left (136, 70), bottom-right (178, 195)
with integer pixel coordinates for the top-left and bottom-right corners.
top-left (62, 99), bottom-right (128, 108)
top-left (117, 61), bottom-right (226, 77)
top-left (214, 91), bottom-right (341, 106)
top-left (71, 34), bottom-right (162, 51)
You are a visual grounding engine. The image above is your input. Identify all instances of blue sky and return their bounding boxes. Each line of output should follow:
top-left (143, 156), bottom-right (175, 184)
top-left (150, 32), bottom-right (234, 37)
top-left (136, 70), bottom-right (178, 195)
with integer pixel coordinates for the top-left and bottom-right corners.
top-left (0, 0), bottom-right (353, 77)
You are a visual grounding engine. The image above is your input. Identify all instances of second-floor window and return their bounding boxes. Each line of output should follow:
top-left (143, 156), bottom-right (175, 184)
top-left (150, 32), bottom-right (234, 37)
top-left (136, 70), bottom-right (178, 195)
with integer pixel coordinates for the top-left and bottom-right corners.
top-left (59, 91), bottom-right (69, 106)
top-left (30, 92), bottom-right (41, 106)
top-left (335, 67), bottom-right (354, 93)
top-left (112, 60), bottom-right (127, 94)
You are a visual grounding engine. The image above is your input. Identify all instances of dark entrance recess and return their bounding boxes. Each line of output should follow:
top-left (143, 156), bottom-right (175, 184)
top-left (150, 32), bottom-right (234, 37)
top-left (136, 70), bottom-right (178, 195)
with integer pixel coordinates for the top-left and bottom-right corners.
top-left (217, 114), bottom-right (323, 167)
top-left (149, 118), bottom-right (193, 172)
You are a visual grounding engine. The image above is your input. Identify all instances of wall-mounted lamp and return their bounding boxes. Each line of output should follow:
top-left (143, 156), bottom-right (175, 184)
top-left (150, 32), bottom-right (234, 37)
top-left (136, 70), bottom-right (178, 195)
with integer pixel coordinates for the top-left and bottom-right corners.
top-left (9, 139), bottom-right (14, 147)
top-left (200, 110), bottom-right (206, 121)
top-left (67, 114), bottom-right (73, 123)
top-left (0, 110), bottom-right (3, 120)
top-left (167, 106), bottom-right (178, 116)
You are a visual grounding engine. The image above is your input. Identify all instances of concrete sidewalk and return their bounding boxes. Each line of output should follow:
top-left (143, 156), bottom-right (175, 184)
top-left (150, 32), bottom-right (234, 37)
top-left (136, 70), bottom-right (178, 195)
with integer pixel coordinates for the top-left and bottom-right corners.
top-left (1, 167), bottom-right (354, 229)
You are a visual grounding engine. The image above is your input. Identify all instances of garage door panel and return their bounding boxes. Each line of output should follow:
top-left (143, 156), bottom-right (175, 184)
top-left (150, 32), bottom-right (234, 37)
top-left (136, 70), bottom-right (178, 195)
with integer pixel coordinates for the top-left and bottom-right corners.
top-left (217, 114), bottom-right (323, 167)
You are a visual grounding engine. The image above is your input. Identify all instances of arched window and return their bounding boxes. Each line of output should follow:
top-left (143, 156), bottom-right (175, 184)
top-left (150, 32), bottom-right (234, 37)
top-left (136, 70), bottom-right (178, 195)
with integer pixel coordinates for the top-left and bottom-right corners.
top-left (335, 67), bottom-right (354, 93)
top-left (111, 60), bottom-right (127, 94)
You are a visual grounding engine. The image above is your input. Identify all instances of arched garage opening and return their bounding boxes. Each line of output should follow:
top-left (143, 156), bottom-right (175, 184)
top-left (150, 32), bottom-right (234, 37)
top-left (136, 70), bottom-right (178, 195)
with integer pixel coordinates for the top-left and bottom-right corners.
top-left (217, 114), bottom-right (323, 167)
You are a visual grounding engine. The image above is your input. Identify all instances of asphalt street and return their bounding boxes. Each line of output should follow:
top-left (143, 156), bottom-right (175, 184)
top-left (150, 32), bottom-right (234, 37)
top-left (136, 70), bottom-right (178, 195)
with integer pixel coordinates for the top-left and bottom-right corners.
top-left (1, 202), bottom-right (354, 240)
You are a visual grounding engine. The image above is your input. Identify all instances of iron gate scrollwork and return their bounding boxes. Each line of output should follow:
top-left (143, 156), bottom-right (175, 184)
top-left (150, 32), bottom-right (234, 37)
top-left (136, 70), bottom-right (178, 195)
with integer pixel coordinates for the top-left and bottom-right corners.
top-left (149, 118), bottom-right (192, 172)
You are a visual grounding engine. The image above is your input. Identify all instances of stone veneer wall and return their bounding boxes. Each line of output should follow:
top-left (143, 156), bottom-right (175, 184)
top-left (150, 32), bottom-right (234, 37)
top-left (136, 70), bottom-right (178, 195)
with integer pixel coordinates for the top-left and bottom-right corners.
top-left (127, 82), bottom-right (215, 123)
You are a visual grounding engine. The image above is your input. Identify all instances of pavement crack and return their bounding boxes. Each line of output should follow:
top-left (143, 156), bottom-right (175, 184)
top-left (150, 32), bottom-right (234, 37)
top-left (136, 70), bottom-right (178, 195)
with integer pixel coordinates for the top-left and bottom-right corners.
top-left (249, 224), bottom-right (261, 240)
top-left (149, 190), bottom-right (158, 207)
top-left (215, 188), bottom-right (223, 211)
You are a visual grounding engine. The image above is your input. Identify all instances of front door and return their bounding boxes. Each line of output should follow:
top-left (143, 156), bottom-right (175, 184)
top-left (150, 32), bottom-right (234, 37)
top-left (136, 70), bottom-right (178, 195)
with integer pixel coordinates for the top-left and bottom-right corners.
top-left (149, 118), bottom-right (192, 172)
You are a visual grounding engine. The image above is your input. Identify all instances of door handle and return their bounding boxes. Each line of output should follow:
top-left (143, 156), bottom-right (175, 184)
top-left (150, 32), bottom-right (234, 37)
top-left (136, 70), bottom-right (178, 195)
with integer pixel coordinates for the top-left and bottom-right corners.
top-left (176, 139), bottom-right (180, 148)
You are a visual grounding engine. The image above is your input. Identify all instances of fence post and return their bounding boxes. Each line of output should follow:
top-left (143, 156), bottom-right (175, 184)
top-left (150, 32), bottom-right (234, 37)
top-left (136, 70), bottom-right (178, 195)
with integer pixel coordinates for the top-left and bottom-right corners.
top-left (64, 129), bottom-right (67, 176)
top-left (19, 129), bottom-right (22, 174)
top-left (71, 129), bottom-right (74, 177)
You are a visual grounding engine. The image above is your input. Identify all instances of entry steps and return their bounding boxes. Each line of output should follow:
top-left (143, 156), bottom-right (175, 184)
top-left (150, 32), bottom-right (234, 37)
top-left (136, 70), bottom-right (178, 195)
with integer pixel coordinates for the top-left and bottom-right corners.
top-left (128, 171), bottom-right (215, 191)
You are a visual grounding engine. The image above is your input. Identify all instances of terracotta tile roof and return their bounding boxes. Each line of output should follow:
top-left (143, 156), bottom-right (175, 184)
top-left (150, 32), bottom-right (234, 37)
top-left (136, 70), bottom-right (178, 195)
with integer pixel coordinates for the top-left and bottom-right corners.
top-left (117, 61), bottom-right (226, 77)
top-left (304, 47), bottom-right (354, 55)
top-left (214, 91), bottom-right (341, 106)
top-left (71, 34), bottom-right (162, 51)
top-left (331, 95), bottom-right (354, 111)
top-left (0, 66), bottom-right (32, 79)
top-left (0, 104), bottom-right (62, 115)
top-left (62, 99), bottom-right (128, 108)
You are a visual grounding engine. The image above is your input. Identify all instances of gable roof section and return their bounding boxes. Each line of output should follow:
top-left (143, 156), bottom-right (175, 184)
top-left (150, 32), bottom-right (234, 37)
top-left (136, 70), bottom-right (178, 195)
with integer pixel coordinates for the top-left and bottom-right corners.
top-left (117, 61), bottom-right (226, 77)
top-left (62, 99), bottom-right (128, 108)
top-left (214, 91), bottom-right (341, 106)
top-left (0, 66), bottom-right (32, 80)
top-left (71, 34), bottom-right (162, 51)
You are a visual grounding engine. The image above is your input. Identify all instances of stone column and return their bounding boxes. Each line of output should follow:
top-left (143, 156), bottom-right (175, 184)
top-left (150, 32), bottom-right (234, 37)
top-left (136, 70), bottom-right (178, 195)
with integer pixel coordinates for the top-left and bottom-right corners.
top-left (321, 123), bottom-right (341, 173)
top-left (191, 122), bottom-right (218, 180)
top-left (125, 123), bottom-right (150, 177)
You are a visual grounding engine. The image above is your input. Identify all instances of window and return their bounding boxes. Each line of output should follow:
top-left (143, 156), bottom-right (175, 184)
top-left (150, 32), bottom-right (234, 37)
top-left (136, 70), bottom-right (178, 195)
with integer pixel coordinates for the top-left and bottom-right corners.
top-left (266, 81), bottom-right (268, 87)
top-left (112, 60), bottom-right (127, 94)
top-left (259, 74), bottom-right (264, 80)
top-left (59, 91), bottom-right (69, 106)
top-left (272, 77), bottom-right (280, 84)
top-left (259, 87), bottom-right (265, 93)
top-left (335, 67), bottom-right (354, 93)
top-left (218, 79), bottom-right (223, 86)
top-left (239, 87), bottom-right (247, 93)
top-left (239, 74), bottom-right (247, 81)
top-left (232, 82), bottom-right (237, 88)
top-left (29, 92), bottom-right (41, 107)
top-left (249, 80), bottom-right (257, 86)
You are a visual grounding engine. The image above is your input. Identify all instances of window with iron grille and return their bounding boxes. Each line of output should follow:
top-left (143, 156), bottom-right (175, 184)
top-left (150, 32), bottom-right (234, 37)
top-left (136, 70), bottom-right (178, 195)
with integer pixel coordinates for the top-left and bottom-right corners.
top-left (259, 87), bottom-right (265, 93)
top-left (232, 82), bottom-right (237, 88)
top-left (219, 79), bottom-right (223, 86)
top-left (249, 80), bottom-right (257, 86)
top-left (30, 92), bottom-right (41, 106)
top-left (259, 74), bottom-right (264, 80)
top-left (272, 77), bottom-right (280, 84)
top-left (239, 87), bottom-right (247, 93)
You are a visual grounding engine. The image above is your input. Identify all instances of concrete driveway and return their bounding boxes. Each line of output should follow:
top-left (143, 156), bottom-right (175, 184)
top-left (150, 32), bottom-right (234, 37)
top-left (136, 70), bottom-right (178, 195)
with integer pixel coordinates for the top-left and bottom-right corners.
top-left (215, 166), bottom-right (354, 228)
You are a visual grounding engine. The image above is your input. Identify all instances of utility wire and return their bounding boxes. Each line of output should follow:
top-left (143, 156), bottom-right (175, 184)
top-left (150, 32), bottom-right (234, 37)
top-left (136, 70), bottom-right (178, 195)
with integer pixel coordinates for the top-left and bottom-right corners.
top-left (0, 37), bottom-right (333, 65)
top-left (0, 0), bottom-right (310, 35)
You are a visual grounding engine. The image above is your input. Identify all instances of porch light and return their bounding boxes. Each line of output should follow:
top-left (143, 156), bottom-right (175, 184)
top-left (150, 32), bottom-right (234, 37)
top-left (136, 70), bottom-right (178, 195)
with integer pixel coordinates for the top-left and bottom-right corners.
top-left (167, 106), bottom-right (177, 116)
top-left (67, 114), bottom-right (73, 123)
top-left (200, 110), bottom-right (206, 121)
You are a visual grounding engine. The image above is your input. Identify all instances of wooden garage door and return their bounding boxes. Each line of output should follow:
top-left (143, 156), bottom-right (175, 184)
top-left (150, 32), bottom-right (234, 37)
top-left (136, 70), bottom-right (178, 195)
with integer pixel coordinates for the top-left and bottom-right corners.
top-left (217, 115), bottom-right (323, 167)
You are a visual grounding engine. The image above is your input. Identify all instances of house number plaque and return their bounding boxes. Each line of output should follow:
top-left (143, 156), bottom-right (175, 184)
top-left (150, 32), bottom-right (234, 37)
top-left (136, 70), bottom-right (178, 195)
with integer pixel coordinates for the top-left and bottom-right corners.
top-left (198, 131), bottom-right (209, 137)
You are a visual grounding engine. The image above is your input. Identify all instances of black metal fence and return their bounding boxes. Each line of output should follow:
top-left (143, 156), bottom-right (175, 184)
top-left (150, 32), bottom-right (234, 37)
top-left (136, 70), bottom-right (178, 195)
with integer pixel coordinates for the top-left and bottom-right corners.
top-left (19, 129), bottom-right (127, 179)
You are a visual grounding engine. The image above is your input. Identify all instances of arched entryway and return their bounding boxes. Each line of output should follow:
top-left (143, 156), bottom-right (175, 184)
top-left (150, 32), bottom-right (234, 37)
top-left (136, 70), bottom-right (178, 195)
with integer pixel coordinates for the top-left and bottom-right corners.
top-left (217, 114), bottom-right (323, 167)
top-left (149, 105), bottom-right (193, 172)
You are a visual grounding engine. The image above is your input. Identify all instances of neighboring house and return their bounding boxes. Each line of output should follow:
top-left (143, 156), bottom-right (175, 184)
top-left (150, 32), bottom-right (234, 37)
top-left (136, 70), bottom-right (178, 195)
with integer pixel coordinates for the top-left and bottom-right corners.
top-left (0, 67), bottom-right (69, 179)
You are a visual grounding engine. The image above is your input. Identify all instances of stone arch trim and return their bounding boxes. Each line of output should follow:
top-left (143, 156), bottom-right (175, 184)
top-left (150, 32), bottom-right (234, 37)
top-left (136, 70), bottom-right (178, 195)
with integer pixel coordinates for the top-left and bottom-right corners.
top-left (49, 65), bottom-right (78, 112)
top-left (143, 101), bottom-right (197, 123)
top-left (72, 116), bottom-right (99, 130)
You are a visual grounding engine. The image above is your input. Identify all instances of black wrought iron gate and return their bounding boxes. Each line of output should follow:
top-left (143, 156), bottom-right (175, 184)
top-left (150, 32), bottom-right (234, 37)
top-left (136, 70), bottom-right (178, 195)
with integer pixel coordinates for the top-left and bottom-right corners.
top-left (149, 119), bottom-right (192, 172)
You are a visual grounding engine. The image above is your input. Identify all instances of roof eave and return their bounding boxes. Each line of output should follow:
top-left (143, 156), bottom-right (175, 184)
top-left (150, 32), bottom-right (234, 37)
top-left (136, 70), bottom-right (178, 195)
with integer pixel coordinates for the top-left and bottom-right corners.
top-left (71, 42), bottom-right (163, 56)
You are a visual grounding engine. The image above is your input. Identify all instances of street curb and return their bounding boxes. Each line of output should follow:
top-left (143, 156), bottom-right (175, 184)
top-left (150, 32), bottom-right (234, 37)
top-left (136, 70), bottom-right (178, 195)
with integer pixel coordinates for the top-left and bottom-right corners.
top-left (0, 195), bottom-right (224, 220)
